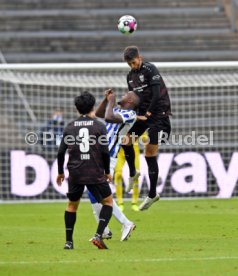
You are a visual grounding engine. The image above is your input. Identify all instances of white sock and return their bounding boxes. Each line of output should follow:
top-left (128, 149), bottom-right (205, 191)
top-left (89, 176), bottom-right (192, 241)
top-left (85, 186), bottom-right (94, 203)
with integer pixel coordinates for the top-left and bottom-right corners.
top-left (112, 199), bottom-right (131, 225)
top-left (91, 202), bottom-right (110, 234)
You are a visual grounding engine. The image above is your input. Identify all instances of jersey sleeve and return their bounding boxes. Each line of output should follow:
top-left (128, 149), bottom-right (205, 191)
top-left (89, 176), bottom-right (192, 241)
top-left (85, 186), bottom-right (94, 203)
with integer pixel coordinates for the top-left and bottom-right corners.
top-left (57, 127), bottom-right (68, 174)
top-left (127, 73), bottom-right (133, 90)
top-left (148, 64), bottom-right (161, 86)
top-left (116, 109), bottom-right (137, 124)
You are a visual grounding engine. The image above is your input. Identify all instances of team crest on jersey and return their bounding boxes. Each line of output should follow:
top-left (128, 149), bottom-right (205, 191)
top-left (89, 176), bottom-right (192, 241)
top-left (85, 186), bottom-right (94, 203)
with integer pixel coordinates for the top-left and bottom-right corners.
top-left (139, 74), bottom-right (144, 82)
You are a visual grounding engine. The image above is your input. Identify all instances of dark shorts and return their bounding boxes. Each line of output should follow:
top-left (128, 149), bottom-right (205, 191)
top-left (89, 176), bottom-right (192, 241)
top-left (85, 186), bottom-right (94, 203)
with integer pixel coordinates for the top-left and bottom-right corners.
top-left (67, 176), bottom-right (112, 202)
top-left (129, 115), bottom-right (171, 145)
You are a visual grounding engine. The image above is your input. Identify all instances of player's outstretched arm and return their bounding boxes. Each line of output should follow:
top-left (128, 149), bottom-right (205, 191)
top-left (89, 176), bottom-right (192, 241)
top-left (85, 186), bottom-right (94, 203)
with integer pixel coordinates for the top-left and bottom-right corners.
top-left (95, 89), bottom-right (113, 118)
top-left (105, 94), bottom-right (123, 123)
top-left (136, 115), bottom-right (148, 121)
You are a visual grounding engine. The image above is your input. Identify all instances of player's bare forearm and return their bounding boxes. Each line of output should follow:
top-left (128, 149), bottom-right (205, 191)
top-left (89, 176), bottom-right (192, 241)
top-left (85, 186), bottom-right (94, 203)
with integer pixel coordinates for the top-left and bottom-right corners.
top-left (95, 89), bottom-right (113, 118)
top-left (105, 95), bottom-right (123, 123)
top-left (95, 98), bottom-right (107, 118)
top-left (137, 115), bottom-right (148, 121)
top-left (105, 100), bottom-right (116, 122)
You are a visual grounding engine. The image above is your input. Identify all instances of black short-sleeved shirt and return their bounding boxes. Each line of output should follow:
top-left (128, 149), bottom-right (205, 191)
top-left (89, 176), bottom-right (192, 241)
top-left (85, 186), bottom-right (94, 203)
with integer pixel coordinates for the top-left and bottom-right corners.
top-left (57, 116), bottom-right (109, 185)
top-left (127, 61), bottom-right (171, 115)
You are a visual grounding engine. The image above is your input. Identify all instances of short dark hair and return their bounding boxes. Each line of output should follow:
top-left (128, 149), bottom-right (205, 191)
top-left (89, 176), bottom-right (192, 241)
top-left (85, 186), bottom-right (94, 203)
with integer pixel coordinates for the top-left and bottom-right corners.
top-left (74, 91), bottom-right (95, 115)
top-left (123, 46), bottom-right (140, 61)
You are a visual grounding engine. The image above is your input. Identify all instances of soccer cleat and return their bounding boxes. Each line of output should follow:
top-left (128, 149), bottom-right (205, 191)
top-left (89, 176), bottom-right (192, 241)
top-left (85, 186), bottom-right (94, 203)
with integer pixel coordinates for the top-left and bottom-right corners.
top-left (139, 194), bottom-right (160, 211)
top-left (120, 223), bottom-right (136, 241)
top-left (126, 171), bottom-right (140, 193)
top-left (131, 203), bottom-right (139, 212)
top-left (91, 235), bottom-right (108, 249)
top-left (89, 231), bottom-right (112, 241)
top-left (102, 231), bottom-right (113, 240)
top-left (64, 241), bottom-right (74, 250)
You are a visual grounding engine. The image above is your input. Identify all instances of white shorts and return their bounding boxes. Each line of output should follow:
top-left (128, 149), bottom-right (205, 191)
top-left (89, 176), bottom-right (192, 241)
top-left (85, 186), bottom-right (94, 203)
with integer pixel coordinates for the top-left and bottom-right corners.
top-left (110, 157), bottom-right (118, 176)
top-left (109, 157), bottom-right (118, 194)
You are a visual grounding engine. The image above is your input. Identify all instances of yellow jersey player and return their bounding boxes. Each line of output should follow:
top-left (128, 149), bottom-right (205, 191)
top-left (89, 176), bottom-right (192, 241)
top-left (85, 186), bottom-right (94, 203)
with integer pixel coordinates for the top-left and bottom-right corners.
top-left (114, 132), bottom-right (148, 211)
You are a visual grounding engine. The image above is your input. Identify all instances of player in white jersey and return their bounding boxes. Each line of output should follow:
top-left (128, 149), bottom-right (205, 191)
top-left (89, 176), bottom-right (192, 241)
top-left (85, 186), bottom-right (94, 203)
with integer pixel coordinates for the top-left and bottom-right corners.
top-left (88, 89), bottom-right (141, 241)
top-left (98, 89), bottom-right (142, 176)
top-left (106, 107), bottom-right (136, 158)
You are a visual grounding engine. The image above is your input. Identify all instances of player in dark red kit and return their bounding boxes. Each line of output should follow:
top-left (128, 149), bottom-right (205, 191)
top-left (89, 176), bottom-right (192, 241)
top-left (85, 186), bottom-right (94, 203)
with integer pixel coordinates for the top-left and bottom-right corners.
top-left (56, 91), bottom-right (113, 250)
top-left (122, 46), bottom-right (172, 211)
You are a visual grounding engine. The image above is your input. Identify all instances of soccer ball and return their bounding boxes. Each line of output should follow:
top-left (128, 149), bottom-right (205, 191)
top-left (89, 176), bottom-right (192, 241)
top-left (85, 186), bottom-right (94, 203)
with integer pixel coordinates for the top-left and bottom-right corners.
top-left (118, 15), bottom-right (137, 35)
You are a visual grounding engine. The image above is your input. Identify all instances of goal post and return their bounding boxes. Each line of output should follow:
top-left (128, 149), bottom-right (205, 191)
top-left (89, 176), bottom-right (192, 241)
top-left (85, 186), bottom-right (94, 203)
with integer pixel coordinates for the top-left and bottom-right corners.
top-left (0, 62), bottom-right (238, 202)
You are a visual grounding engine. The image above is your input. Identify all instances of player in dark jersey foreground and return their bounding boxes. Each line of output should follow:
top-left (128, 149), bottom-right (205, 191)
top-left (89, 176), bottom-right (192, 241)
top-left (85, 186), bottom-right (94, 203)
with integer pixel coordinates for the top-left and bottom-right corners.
top-left (56, 91), bottom-right (113, 250)
top-left (122, 46), bottom-right (172, 211)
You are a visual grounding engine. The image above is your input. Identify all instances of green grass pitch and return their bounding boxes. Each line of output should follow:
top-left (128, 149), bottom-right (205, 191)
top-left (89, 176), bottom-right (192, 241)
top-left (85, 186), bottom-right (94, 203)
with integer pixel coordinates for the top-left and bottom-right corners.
top-left (0, 199), bottom-right (238, 275)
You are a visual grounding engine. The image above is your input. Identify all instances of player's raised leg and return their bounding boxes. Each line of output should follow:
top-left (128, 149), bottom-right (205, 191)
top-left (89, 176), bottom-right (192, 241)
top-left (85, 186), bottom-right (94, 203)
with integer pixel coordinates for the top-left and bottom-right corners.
top-left (139, 143), bottom-right (160, 211)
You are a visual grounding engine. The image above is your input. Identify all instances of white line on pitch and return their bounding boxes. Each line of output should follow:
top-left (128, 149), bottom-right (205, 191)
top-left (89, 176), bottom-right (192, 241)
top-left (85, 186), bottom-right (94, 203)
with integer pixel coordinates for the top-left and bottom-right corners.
top-left (0, 256), bottom-right (238, 265)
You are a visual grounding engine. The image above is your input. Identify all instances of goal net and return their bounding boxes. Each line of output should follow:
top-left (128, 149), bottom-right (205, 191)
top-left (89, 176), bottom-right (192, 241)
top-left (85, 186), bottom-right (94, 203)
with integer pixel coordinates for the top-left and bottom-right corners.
top-left (0, 62), bottom-right (238, 201)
